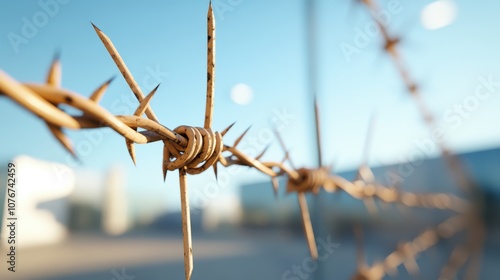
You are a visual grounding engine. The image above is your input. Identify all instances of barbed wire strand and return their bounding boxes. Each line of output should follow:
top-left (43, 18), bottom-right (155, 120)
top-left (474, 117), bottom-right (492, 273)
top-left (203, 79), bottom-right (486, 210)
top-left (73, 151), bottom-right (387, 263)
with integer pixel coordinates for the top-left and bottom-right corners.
top-left (357, 0), bottom-right (486, 278)
top-left (353, 215), bottom-right (466, 280)
top-left (0, 1), bottom-right (484, 278)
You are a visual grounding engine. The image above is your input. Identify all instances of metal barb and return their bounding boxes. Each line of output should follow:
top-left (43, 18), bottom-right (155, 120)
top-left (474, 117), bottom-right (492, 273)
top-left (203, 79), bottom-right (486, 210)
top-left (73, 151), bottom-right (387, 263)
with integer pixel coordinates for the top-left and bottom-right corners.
top-left (125, 84), bottom-right (161, 165)
top-left (204, 1), bottom-right (215, 129)
top-left (179, 168), bottom-right (193, 280)
top-left (91, 22), bottom-right (160, 123)
top-left (255, 144), bottom-right (270, 160)
top-left (221, 121), bottom-right (236, 136)
top-left (298, 192), bottom-right (318, 260)
top-left (46, 51), bottom-right (62, 87)
top-left (213, 164), bottom-right (218, 181)
top-left (233, 126), bottom-right (251, 148)
top-left (89, 76), bottom-right (115, 103)
top-left (47, 123), bottom-right (78, 160)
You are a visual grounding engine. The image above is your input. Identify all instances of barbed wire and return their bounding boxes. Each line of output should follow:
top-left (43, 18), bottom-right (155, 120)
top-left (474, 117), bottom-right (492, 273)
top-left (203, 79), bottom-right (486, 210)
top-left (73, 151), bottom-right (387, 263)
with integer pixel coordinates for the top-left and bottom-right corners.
top-left (0, 1), bottom-right (487, 280)
top-left (352, 215), bottom-right (467, 280)
top-left (353, 0), bottom-right (487, 279)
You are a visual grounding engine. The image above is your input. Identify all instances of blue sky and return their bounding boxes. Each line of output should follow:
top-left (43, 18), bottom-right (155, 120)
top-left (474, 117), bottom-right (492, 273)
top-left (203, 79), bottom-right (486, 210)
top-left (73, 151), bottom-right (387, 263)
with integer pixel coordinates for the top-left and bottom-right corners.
top-left (1, 0), bottom-right (499, 214)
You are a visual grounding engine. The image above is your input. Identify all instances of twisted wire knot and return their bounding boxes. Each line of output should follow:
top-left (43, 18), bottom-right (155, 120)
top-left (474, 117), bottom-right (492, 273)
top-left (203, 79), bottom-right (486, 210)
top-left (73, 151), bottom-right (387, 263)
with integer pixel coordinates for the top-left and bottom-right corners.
top-left (163, 126), bottom-right (223, 175)
top-left (286, 167), bottom-right (334, 194)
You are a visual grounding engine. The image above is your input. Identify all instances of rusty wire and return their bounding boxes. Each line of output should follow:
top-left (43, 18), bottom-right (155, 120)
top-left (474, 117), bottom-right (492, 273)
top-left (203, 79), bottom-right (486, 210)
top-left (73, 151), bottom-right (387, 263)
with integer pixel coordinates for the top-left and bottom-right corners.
top-left (359, 0), bottom-right (476, 194)
top-left (353, 215), bottom-right (467, 280)
top-left (0, 1), bottom-right (485, 279)
top-left (352, 0), bottom-right (487, 278)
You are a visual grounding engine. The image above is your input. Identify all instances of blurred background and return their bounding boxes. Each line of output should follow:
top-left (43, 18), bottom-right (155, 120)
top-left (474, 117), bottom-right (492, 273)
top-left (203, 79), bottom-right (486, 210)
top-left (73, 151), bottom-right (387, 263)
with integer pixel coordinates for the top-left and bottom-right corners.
top-left (1, 0), bottom-right (500, 279)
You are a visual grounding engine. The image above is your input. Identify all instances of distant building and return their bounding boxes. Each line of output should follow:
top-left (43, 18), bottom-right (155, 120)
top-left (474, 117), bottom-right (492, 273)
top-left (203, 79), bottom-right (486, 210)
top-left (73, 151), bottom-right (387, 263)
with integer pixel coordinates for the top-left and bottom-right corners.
top-left (240, 147), bottom-right (500, 232)
top-left (102, 166), bottom-right (129, 235)
top-left (0, 156), bottom-right (74, 248)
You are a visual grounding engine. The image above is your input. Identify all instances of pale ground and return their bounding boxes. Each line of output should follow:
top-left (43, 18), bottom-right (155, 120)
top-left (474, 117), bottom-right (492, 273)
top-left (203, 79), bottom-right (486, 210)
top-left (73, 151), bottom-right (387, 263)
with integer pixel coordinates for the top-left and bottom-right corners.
top-left (0, 228), bottom-right (499, 280)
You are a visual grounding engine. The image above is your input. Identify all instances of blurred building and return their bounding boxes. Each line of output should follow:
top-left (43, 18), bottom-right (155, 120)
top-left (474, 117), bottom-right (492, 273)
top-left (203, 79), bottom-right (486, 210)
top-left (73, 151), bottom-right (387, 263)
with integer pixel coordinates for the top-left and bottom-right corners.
top-left (0, 156), bottom-right (135, 247)
top-left (0, 156), bottom-right (75, 248)
top-left (240, 147), bottom-right (500, 233)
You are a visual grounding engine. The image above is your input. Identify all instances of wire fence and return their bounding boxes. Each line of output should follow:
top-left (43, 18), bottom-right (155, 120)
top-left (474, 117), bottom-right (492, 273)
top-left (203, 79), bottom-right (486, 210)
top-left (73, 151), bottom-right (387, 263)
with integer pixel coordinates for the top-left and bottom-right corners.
top-left (0, 1), bottom-right (486, 280)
